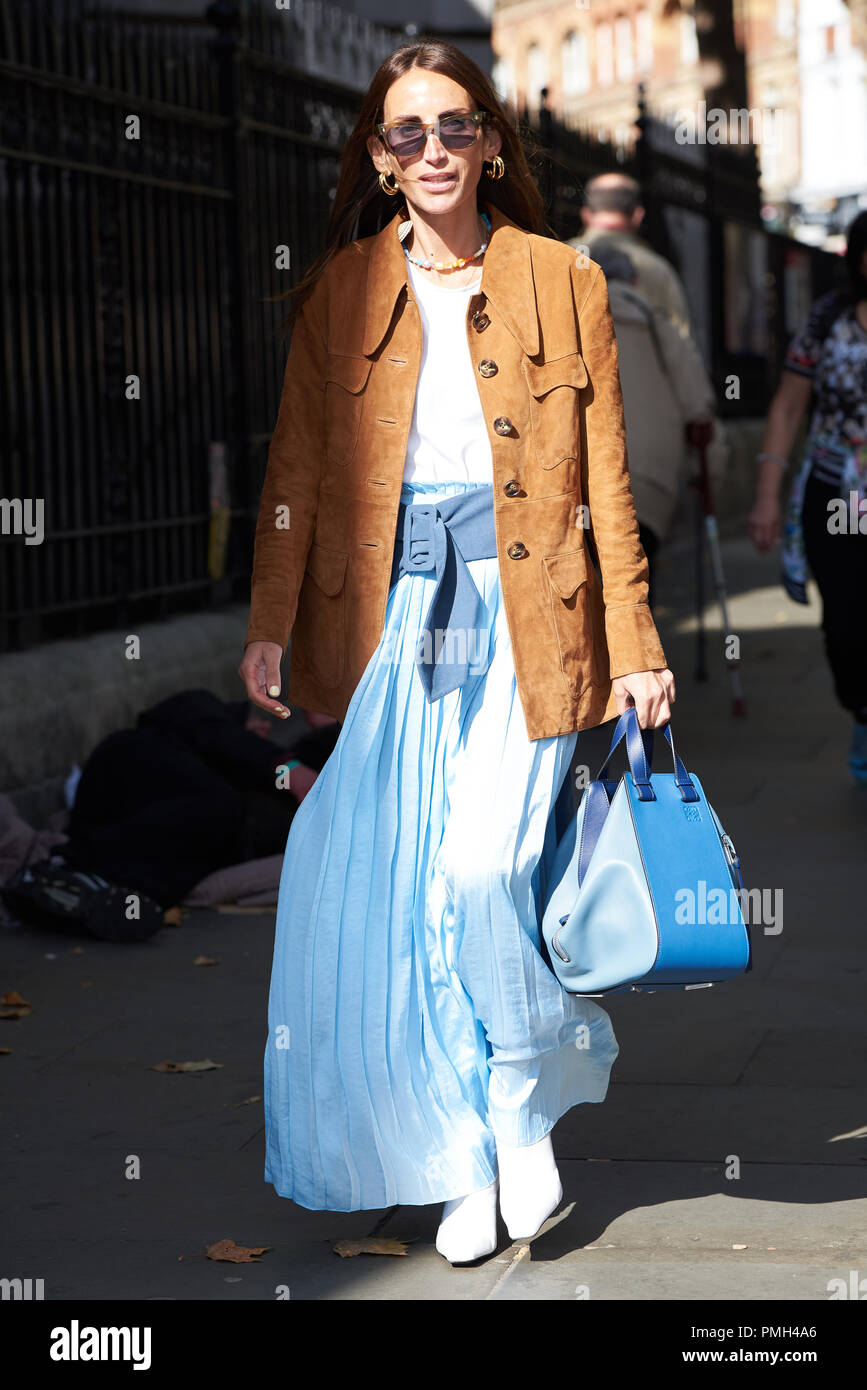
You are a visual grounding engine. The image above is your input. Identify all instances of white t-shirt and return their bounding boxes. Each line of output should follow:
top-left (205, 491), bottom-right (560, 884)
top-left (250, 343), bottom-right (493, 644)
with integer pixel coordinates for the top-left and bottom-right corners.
top-left (402, 258), bottom-right (493, 485)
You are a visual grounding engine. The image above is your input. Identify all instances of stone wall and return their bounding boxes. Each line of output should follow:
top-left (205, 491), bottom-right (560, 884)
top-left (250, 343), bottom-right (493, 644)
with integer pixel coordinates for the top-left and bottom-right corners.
top-left (0, 606), bottom-right (263, 826)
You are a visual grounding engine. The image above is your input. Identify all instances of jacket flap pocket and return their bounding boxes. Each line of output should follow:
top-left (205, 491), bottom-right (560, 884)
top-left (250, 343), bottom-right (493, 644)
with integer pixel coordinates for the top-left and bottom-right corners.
top-left (543, 547), bottom-right (588, 599)
top-left (325, 353), bottom-right (373, 394)
top-left (523, 353), bottom-right (588, 398)
top-left (305, 542), bottom-right (348, 596)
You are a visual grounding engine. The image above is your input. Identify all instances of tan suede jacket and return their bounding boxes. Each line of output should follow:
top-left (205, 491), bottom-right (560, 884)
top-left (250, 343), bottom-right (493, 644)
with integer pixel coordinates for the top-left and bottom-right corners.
top-left (244, 199), bottom-right (667, 740)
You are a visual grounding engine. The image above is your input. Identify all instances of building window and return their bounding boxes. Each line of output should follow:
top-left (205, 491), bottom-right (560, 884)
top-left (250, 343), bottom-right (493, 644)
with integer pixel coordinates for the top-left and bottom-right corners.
top-left (527, 42), bottom-right (548, 108)
top-left (562, 30), bottom-right (590, 95)
top-left (680, 11), bottom-right (699, 65)
top-left (776, 0), bottom-right (795, 40)
top-left (636, 9), bottom-right (653, 73)
top-left (491, 57), bottom-right (515, 107)
top-left (597, 23), bottom-right (614, 86)
top-left (615, 16), bottom-right (633, 82)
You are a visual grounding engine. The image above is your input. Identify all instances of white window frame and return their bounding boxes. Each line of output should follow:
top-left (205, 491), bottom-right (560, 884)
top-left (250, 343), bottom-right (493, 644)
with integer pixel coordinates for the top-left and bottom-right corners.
top-left (597, 23), bottom-right (614, 86)
top-left (615, 15), bottom-right (634, 82)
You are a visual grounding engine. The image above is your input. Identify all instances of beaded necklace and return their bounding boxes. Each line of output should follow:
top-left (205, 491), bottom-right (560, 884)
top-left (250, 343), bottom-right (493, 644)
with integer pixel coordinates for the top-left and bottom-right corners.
top-left (402, 212), bottom-right (491, 272)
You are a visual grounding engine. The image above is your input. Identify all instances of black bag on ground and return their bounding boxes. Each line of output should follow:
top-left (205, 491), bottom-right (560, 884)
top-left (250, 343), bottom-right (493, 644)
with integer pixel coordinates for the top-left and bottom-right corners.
top-left (1, 860), bottom-right (164, 942)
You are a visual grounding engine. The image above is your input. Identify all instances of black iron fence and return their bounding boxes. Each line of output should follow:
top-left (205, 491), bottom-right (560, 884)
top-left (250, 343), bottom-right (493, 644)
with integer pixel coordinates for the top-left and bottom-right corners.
top-left (0, 2), bottom-right (842, 654)
top-left (0, 0), bottom-right (394, 652)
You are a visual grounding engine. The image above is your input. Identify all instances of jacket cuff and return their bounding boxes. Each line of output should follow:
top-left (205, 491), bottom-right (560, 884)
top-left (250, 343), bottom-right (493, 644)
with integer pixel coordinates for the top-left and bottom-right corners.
top-left (604, 601), bottom-right (668, 680)
top-left (244, 602), bottom-right (293, 653)
top-left (244, 631), bottom-right (287, 654)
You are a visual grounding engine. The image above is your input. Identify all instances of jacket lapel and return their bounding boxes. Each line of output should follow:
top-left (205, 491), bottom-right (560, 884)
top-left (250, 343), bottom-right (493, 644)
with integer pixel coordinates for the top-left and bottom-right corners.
top-left (361, 199), bottom-right (540, 359)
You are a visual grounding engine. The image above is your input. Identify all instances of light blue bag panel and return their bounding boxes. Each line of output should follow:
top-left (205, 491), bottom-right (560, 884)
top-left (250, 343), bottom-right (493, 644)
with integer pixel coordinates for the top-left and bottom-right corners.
top-left (541, 709), bottom-right (752, 997)
top-left (544, 785), bottom-right (656, 993)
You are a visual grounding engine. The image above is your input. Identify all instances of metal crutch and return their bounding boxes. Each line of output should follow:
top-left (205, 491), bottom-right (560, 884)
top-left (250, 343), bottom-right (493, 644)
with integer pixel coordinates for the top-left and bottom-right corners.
top-left (686, 420), bottom-right (747, 717)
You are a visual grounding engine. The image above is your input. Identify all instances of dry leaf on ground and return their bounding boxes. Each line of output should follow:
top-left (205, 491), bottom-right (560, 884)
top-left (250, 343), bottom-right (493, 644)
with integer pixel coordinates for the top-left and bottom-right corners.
top-left (0, 1047), bottom-right (11, 1055)
top-left (206, 1239), bottom-right (271, 1263)
top-left (332, 1238), bottom-right (409, 1258)
top-left (236, 1095), bottom-right (262, 1106)
top-left (163, 907), bottom-right (184, 927)
top-left (151, 1059), bottom-right (223, 1073)
top-left (193, 956), bottom-right (220, 967)
top-left (0, 994), bottom-right (32, 1019)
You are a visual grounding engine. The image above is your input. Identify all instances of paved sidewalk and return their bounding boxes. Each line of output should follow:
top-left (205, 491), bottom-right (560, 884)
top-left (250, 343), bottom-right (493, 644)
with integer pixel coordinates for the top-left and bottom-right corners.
top-left (3, 521), bottom-right (866, 1300)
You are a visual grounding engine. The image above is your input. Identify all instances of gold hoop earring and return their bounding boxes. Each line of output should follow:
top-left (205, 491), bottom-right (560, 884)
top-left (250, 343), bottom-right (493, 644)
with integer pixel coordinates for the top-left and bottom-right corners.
top-left (485, 155), bottom-right (505, 181)
top-left (379, 169), bottom-right (399, 196)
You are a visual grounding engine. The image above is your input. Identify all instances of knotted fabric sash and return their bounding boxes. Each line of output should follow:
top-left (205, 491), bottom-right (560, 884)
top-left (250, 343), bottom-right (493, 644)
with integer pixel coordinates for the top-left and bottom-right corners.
top-left (389, 485), bottom-right (498, 701)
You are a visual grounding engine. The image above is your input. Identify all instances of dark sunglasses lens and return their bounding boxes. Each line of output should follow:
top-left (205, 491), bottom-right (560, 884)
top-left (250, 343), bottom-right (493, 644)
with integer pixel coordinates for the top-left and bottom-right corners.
top-left (387, 129), bottom-right (425, 154)
top-left (386, 118), bottom-right (478, 155)
top-left (441, 119), bottom-right (477, 147)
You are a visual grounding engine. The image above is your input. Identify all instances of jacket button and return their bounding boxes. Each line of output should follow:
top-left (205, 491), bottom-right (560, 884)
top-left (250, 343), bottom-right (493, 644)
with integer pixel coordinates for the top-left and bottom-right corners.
top-left (472, 312), bottom-right (490, 331)
top-left (478, 359), bottom-right (498, 377)
top-left (493, 416), bottom-right (513, 435)
top-left (503, 479), bottom-right (521, 497)
top-left (507, 541), bottom-right (528, 560)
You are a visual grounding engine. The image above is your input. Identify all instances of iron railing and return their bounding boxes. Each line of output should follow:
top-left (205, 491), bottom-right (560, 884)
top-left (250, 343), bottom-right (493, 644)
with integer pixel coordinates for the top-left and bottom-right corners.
top-left (0, 0), bottom-right (399, 652)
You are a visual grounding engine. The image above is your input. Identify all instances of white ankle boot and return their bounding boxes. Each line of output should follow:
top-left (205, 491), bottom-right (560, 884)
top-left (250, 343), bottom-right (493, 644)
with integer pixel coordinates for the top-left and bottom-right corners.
top-left (496, 1133), bottom-right (563, 1241)
top-left (435, 1179), bottom-right (499, 1263)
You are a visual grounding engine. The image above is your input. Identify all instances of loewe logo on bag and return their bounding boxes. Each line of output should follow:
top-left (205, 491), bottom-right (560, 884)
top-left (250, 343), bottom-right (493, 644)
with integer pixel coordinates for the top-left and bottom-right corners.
top-left (682, 804), bottom-right (702, 822)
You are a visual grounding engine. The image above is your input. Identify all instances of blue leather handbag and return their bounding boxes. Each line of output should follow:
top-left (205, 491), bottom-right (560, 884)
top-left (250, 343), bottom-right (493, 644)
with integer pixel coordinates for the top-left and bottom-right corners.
top-left (541, 707), bottom-right (752, 995)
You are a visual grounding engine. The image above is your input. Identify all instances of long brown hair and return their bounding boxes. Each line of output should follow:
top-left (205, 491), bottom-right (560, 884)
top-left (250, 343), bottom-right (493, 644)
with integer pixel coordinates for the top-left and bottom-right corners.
top-left (277, 39), bottom-right (553, 335)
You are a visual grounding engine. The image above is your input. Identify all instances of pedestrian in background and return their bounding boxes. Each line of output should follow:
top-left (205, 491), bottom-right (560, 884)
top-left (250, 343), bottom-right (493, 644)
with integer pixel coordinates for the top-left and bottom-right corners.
top-left (747, 210), bottom-right (867, 785)
top-left (239, 39), bottom-right (674, 1265)
top-left (591, 245), bottom-right (724, 609)
top-left (571, 173), bottom-right (728, 520)
top-left (570, 172), bottom-right (692, 337)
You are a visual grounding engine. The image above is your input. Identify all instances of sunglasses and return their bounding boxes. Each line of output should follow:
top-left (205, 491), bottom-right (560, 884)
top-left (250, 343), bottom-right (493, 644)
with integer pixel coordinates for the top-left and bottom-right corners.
top-left (376, 110), bottom-right (489, 158)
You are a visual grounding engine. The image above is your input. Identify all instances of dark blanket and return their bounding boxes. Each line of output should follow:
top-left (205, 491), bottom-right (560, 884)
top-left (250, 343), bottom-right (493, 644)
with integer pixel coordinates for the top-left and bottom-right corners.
top-left (61, 689), bottom-right (338, 909)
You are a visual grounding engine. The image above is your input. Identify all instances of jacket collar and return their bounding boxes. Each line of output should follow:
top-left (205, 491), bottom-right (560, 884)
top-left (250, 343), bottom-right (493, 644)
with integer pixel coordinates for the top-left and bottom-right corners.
top-left (361, 198), bottom-right (540, 359)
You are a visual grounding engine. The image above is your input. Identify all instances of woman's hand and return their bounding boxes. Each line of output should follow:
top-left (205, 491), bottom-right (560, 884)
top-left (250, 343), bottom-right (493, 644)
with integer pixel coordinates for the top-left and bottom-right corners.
top-left (239, 641), bottom-right (292, 719)
top-left (746, 494), bottom-right (782, 553)
top-left (612, 668), bottom-right (676, 729)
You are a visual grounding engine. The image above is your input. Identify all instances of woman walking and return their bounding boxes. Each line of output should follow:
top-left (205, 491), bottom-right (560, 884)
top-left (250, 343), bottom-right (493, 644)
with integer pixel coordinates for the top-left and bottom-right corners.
top-left (239, 40), bottom-right (675, 1265)
top-left (747, 211), bottom-right (867, 784)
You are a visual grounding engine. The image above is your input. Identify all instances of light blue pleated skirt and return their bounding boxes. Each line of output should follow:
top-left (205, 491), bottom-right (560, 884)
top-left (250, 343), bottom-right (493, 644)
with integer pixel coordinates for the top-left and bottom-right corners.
top-left (264, 480), bottom-right (620, 1211)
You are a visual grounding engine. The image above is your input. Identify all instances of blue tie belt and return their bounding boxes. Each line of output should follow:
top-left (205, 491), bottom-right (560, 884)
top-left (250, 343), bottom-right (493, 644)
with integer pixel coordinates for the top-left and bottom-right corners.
top-left (389, 485), bottom-right (498, 702)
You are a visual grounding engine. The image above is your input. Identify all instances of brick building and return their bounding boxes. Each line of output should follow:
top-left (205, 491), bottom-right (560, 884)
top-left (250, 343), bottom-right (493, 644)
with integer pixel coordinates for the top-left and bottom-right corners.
top-left (491, 0), bottom-right (867, 242)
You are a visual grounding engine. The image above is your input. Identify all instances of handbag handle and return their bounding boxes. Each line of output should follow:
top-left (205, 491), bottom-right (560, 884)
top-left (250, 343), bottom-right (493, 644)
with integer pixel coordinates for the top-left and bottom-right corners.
top-left (577, 708), bottom-right (656, 889)
top-left (595, 706), bottom-right (698, 804)
top-left (576, 708), bottom-right (700, 889)
top-left (642, 715), bottom-right (700, 804)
